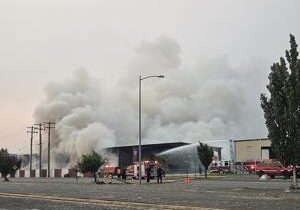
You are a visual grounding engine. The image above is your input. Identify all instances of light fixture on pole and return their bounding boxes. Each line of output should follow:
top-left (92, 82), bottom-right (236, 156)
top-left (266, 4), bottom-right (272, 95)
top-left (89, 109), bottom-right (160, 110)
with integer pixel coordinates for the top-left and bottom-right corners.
top-left (138, 75), bottom-right (164, 186)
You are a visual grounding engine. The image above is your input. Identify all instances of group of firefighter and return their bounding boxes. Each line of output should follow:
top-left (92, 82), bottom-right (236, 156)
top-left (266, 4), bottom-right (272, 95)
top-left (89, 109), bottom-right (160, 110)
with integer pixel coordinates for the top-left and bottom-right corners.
top-left (116, 168), bottom-right (127, 182)
top-left (146, 165), bottom-right (164, 183)
top-left (115, 165), bottom-right (165, 183)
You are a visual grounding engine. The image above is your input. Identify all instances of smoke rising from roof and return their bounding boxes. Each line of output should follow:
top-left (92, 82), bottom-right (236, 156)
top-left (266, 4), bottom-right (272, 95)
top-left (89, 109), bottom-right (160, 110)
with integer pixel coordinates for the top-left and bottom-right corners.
top-left (33, 36), bottom-right (267, 167)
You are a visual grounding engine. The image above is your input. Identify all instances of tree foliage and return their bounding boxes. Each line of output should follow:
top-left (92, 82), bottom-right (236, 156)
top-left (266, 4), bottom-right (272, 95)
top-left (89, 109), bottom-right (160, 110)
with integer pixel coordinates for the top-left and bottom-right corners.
top-left (197, 142), bottom-right (213, 178)
top-left (261, 34), bottom-right (300, 167)
top-left (78, 151), bottom-right (105, 182)
top-left (0, 148), bottom-right (21, 181)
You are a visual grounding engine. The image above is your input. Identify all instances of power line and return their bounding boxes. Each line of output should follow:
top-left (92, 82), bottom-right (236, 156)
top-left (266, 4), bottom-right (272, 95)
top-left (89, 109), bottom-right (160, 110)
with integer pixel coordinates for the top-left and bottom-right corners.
top-left (0, 128), bottom-right (24, 140)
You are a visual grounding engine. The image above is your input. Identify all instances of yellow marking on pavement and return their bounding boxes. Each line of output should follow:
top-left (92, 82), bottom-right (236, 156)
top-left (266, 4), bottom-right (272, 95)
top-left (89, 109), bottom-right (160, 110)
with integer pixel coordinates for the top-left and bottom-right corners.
top-left (0, 192), bottom-right (223, 210)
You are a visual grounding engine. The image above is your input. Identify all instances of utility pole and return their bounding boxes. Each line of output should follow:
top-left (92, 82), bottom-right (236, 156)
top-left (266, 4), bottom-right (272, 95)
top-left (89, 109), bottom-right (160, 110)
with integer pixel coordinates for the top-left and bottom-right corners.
top-left (43, 122), bottom-right (55, 178)
top-left (35, 123), bottom-right (44, 177)
top-left (27, 126), bottom-right (38, 172)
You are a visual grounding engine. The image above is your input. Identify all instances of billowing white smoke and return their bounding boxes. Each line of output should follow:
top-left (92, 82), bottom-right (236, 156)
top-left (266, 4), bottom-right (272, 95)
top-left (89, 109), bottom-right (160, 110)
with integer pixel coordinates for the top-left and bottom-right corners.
top-left (33, 69), bottom-right (116, 168)
top-left (33, 36), bottom-right (267, 167)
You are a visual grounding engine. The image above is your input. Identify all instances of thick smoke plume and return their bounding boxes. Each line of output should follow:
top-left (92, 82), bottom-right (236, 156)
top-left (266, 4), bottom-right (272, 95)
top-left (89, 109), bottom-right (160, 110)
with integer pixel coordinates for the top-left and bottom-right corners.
top-left (33, 70), bottom-right (116, 168)
top-left (33, 36), bottom-right (267, 167)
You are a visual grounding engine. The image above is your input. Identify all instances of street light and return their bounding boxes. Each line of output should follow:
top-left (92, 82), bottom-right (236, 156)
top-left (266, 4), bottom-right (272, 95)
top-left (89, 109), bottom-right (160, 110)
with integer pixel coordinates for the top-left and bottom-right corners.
top-left (138, 75), bottom-right (164, 186)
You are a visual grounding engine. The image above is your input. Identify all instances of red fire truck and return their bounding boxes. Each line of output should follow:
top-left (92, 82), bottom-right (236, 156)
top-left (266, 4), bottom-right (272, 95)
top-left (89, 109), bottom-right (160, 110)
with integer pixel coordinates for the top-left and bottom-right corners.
top-left (256, 160), bottom-right (292, 179)
top-left (98, 164), bottom-right (120, 178)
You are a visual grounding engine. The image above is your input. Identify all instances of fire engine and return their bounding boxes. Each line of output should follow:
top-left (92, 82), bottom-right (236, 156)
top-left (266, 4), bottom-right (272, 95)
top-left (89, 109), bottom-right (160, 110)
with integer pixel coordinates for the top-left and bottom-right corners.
top-left (126, 160), bottom-right (160, 179)
top-left (98, 164), bottom-right (120, 178)
top-left (256, 160), bottom-right (292, 179)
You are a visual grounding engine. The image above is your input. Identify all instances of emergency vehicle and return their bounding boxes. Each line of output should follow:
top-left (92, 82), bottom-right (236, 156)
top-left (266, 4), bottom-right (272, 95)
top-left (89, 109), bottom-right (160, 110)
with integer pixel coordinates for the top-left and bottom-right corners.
top-left (126, 160), bottom-right (160, 179)
top-left (209, 160), bottom-right (231, 174)
top-left (98, 164), bottom-right (120, 178)
top-left (243, 161), bottom-right (259, 173)
top-left (256, 160), bottom-right (292, 179)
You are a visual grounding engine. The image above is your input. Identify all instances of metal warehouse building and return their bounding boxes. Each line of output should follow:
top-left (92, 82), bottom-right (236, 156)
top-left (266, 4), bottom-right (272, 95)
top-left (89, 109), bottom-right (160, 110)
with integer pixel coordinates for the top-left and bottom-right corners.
top-left (105, 142), bottom-right (222, 169)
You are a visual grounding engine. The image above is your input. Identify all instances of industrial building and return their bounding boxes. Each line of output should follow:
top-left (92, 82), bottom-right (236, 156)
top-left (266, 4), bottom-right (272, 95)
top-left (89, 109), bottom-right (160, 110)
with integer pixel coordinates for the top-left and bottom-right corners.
top-left (234, 138), bottom-right (275, 162)
top-left (105, 142), bottom-right (222, 169)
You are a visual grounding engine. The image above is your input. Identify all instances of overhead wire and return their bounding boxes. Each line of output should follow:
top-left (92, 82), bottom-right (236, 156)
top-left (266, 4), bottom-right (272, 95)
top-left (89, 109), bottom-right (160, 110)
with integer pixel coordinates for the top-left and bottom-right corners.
top-left (0, 128), bottom-right (25, 141)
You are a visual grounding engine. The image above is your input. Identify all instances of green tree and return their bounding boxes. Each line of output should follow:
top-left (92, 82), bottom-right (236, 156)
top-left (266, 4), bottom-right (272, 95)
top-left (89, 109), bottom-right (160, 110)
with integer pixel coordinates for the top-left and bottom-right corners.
top-left (197, 142), bottom-right (213, 179)
top-left (78, 151), bottom-right (105, 183)
top-left (261, 34), bottom-right (300, 188)
top-left (0, 149), bottom-right (21, 181)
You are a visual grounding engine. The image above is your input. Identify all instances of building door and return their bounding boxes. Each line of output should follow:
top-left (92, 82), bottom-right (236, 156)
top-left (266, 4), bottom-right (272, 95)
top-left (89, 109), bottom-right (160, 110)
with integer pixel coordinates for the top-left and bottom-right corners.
top-left (261, 148), bottom-right (270, 160)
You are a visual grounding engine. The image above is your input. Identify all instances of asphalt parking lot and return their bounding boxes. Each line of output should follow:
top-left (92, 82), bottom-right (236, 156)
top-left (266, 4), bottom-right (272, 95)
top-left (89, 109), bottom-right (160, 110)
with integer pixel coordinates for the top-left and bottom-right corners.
top-left (0, 174), bottom-right (299, 210)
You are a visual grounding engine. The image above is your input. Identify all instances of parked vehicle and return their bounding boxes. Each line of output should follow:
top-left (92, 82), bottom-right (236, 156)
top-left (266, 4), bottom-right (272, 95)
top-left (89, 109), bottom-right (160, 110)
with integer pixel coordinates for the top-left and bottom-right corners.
top-left (256, 160), bottom-right (292, 179)
top-left (98, 165), bottom-right (120, 178)
top-left (209, 165), bottom-right (230, 174)
top-left (209, 160), bottom-right (231, 174)
top-left (243, 161), bottom-right (259, 173)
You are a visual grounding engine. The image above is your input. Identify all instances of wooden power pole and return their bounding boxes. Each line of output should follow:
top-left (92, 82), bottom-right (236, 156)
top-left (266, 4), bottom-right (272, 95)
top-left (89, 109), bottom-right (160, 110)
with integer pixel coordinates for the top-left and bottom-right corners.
top-left (43, 122), bottom-right (55, 178)
top-left (34, 123), bottom-right (44, 177)
top-left (27, 126), bottom-right (37, 172)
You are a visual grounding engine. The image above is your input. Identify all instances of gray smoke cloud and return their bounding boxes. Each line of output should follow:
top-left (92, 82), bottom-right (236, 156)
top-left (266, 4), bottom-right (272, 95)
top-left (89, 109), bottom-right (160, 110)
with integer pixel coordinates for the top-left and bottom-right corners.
top-left (33, 36), bottom-right (267, 167)
top-left (33, 69), bottom-right (116, 167)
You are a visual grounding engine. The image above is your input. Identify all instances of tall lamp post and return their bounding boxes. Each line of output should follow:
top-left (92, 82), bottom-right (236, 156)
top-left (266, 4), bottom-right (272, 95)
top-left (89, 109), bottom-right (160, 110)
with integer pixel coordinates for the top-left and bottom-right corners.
top-left (138, 75), bottom-right (164, 186)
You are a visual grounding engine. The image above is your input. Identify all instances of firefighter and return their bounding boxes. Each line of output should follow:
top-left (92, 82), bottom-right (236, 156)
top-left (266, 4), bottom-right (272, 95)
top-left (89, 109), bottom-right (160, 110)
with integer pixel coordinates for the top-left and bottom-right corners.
top-left (121, 168), bottom-right (127, 182)
top-left (157, 166), bottom-right (163, 183)
top-left (117, 167), bottom-right (121, 181)
top-left (146, 166), bottom-right (152, 183)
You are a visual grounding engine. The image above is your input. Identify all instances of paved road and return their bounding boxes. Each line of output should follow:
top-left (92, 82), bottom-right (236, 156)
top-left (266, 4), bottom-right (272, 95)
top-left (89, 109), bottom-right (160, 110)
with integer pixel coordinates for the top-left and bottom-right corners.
top-left (0, 175), bottom-right (299, 210)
